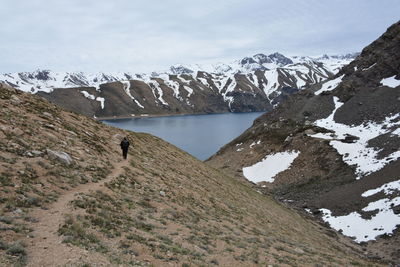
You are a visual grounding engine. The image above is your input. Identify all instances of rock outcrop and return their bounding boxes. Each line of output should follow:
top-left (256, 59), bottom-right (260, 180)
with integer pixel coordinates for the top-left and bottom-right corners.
top-left (46, 149), bottom-right (73, 165)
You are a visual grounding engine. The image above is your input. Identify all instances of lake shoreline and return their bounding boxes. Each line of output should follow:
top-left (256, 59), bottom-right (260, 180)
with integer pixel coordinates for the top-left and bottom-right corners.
top-left (101, 111), bottom-right (265, 160)
top-left (97, 110), bottom-right (266, 121)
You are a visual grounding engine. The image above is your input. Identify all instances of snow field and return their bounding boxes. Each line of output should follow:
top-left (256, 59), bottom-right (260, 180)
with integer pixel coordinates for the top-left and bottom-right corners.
top-left (310, 97), bottom-right (400, 178)
top-left (312, 96), bottom-right (400, 243)
top-left (321, 195), bottom-right (400, 243)
top-left (362, 180), bottom-right (400, 197)
top-left (242, 151), bottom-right (300, 183)
top-left (380, 75), bottom-right (400, 88)
top-left (314, 75), bottom-right (344, 95)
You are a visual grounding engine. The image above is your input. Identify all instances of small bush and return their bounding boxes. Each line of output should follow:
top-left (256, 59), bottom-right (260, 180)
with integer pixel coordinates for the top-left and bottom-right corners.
top-left (0, 216), bottom-right (13, 224)
top-left (0, 240), bottom-right (9, 250)
top-left (6, 243), bottom-right (26, 256)
top-left (0, 173), bottom-right (13, 186)
top-left (58, 215), bottom-right (108, 253)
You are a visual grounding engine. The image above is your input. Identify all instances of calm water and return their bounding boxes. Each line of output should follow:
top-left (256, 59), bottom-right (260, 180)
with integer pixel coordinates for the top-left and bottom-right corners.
top-left (102, 112), bottom-right (264, 160)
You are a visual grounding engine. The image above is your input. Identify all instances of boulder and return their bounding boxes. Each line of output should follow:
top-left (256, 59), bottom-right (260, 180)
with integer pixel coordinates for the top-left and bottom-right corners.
top-left (304, 129), bottom-right (315, 135)
top-left (31, 150), bottom-right (43, 156)
top-left (42, 112), bottom-right (53, 119)
top-left (10, 95), bottom-right (23, 105)
top-left (0, 125), bottom-right (24, 136)
top-left (46, 149), bottom-right (73, 165)
top-left (284, 136), bottom-right (292, 143)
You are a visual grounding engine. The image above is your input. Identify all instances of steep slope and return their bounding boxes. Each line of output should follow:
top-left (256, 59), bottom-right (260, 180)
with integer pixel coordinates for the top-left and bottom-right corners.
top-left (0, 83), bottom-right (382, 266)
top-left (208, 21), bottom-right (400, 263)
top-left (0, 53), bottom-right (357, 118)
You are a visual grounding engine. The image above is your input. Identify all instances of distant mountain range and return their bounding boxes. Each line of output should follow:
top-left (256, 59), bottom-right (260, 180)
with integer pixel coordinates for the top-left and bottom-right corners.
top-left (0, 52), bottom-right (359, 118)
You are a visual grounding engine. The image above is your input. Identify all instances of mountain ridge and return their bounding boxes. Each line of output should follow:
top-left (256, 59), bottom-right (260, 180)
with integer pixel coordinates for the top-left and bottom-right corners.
top-left (207, 21), bottom-right (400, 264)
top-left (1, 52), bottom-right (358, 93)
top-left (0, 52), bottom-right (358, 118)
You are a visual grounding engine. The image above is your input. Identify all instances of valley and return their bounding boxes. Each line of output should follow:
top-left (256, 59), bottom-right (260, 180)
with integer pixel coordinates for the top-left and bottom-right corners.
top-left (0, 6), bottom-right (398, 265)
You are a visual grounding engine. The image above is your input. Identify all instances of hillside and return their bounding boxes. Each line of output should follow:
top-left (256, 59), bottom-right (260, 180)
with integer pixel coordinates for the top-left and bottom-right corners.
top-left (208, 21), bottom-right (400, 263)
top-left (0, 53), bottom-right (357, 118)
top-left (0, 83), bottom-right (383, 266)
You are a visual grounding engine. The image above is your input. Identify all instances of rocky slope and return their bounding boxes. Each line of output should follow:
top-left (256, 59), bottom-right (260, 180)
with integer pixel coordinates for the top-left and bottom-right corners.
top-left (0, 83), bottom-right (383, 266)
top-left (208, 21), bottom-right (400, 263)
top-left (0, 53), bottom-right (357, 118)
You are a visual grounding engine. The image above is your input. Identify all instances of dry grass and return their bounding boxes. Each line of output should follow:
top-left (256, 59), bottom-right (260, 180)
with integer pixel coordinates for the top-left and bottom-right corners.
top-left (0, 84), bottom-right (385, 266)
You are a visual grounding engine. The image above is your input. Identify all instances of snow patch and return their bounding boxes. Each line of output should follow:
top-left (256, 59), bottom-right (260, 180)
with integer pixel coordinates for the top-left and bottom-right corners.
top-left (263, 69), bottom-right (279, 97)
top-left (80, 90), bottom-right (95, 100)
top-left (310, 97), bottom-right (400, 178)
top-left (392, 128), bottom-right (400, 137)
top-left (314, 75), bottom-right (344, 95)
top-left (145, 79), bottom-right (168, 106)
top-left (243, 151), bottom-right (300, 183)
top-left (363, 63), bottom-right (376, 71)
top-left (362, 180), bottom-right (400, 197)
top-left (250, 140), bottom-right (262, 148)
top-left (183, 85), bottom-right (193, 97)
top-left (321, 197), bottom-right (400, 243)
top-left (96, 97), bottom-right (105, 109)
top-left (197, 77), bottom-right (210, 88)
top-left (121, 81), bottom-right (144, 108)
top-left (380, 75), bottom-right (400, 88)
top-left (80, 90), bottom-right (105, 109)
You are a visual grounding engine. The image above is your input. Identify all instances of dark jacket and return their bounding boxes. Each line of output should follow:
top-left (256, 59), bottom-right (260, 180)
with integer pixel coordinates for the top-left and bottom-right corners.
top-left (120, 139), bottom-right (130, 150)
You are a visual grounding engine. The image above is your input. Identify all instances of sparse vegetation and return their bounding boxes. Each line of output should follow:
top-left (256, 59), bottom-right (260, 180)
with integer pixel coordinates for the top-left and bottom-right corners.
top-left (0, 84), bottom-right (385, 266)
top-left (58, 214), bottom-right (108, 253)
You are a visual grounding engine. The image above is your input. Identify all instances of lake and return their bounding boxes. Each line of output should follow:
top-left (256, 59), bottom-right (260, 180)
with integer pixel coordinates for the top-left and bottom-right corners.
top-left (102, 112), bottom-right (264, 160)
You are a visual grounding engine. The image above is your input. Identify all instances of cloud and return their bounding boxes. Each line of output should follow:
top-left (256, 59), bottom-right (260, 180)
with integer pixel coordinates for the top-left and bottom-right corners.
top-left (0, 0), bottom-right (399, 73)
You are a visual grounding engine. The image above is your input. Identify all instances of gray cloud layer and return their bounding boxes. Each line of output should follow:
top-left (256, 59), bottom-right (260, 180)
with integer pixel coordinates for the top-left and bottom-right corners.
top-left (1, 0), bottom-right (399, 73)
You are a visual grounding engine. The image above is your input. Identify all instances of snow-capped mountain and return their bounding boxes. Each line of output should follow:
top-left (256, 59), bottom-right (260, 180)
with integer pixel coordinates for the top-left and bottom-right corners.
top-left (0, 52), bottom-right (358, 118)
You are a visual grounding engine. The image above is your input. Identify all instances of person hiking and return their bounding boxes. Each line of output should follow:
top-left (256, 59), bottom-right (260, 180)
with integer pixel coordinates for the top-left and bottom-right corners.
top-left (120, 137), bottom-right (130, 160)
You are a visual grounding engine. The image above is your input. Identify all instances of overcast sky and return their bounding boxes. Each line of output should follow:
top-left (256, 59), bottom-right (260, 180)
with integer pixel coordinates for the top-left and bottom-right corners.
top-left (1, 0), bottom-right (399, 73)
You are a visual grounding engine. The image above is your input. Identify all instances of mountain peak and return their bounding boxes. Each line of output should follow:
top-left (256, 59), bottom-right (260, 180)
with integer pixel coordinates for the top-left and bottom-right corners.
top-left (169, 65), bottom-right (194, 75)
top-left (267, 52), bottom-right (293, 65)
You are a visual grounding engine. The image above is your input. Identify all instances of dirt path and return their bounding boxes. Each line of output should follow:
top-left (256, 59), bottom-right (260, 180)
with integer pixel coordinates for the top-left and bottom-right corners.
top-left (26, 160), bottom-right (129, 267)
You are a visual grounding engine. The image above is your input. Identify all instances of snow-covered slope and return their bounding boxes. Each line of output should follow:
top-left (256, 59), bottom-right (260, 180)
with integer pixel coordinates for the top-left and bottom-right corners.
top-left (0, 52), bottom-right (357, 94)
top-left (207, 21), bottom-right (400, 263)
top-left (0, 52), bottom-right (358, 117)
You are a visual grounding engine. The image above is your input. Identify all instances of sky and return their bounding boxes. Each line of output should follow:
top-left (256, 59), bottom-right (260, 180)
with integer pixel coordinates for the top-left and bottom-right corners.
top-left (0, 0), bottom-right (399, 73)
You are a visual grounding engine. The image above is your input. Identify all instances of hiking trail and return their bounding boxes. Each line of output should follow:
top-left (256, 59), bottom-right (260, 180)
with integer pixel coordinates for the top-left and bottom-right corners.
top-left (26, 160), bottom-right (129, 267)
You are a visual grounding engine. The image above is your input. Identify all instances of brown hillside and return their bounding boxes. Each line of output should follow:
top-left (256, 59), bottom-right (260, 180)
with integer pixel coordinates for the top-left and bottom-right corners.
top-left (0, 83), bottom-right (382, 266)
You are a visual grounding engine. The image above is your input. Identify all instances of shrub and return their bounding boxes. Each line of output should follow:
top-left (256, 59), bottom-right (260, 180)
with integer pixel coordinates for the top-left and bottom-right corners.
top-left (6, 243), bottom-right (26, 256)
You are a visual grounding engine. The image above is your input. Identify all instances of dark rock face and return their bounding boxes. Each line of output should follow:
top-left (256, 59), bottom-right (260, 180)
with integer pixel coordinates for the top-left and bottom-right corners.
top-left (240, 57), bottom-right (258, 65)
top-left (169, 65), bottom-right (194, 75)
top-left (270, 87), bottom-right (299, 106)
top-left (35, 70), bottom-right (51, 81)
top-left (208, 21), bottom-right (400, 264)
top-left (268, 52), bottom-right (293, 65)
top-left (251, 52), bottom-right (293, 66)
